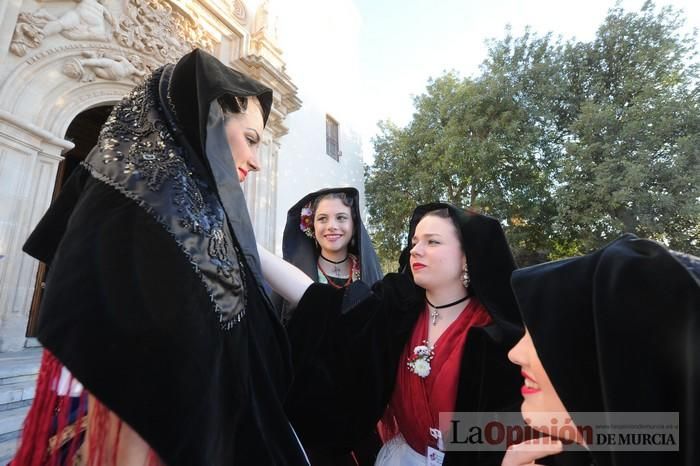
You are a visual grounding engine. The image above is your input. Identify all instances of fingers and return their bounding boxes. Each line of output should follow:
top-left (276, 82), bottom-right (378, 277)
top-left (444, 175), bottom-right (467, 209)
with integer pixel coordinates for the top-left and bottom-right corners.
top-left (501, 438), bottom-right (563, 466)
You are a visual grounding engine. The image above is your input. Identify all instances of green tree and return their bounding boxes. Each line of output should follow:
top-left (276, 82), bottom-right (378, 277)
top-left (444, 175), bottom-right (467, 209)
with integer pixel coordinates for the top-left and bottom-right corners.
top-left (555, 2), bottom-right (700, 254)
top-left (366, 71), bottom-right (555, 266)
top-left (365, 1), bottom-right (700, 265)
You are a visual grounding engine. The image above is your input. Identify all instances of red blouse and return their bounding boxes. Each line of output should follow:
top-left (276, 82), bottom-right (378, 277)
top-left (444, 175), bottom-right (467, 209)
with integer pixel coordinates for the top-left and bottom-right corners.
top-left (383, 298), bottom-right (492, 454)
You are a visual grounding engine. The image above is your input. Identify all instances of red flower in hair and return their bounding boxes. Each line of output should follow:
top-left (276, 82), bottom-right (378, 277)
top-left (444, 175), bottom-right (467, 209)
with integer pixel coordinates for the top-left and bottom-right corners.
top-left (299, 203), bottom-right (314, 238)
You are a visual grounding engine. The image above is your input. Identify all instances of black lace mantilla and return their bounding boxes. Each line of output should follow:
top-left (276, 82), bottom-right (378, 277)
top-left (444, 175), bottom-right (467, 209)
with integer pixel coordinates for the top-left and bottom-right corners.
top-left (82, 66), bottom-right (247, 329)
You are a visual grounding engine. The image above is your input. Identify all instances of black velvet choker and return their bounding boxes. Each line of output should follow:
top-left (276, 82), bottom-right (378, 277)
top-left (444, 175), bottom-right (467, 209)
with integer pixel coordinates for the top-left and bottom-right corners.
top-left (425, 295), bottom-right (469, 309)
top-left (320, 253), bottom-right (348, 264)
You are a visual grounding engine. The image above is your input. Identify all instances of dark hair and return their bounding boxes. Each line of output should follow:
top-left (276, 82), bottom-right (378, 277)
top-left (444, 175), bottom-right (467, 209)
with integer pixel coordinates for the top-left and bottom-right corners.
top-left (311, 192), bottom-right (357, 224)
top-left (420, 208), bottom-right (468, 255)
top-left (217, 95), bottom-right (255, 115)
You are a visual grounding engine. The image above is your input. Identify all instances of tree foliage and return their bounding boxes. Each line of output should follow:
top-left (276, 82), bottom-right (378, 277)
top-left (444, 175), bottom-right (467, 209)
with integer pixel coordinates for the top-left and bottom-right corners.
top-left (365, 1), bottom-right (699, 266)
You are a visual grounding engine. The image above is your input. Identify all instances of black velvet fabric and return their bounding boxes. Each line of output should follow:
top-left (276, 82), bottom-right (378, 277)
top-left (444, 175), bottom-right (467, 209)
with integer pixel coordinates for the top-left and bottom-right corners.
top-left (276, 188), bottom-right (384, 464)
top-left (286, 203), bottom-right (523, 465)
top-left (511, 234), bottom-right (700, 466)
top-left (23, 49), bottom-right (308, 466)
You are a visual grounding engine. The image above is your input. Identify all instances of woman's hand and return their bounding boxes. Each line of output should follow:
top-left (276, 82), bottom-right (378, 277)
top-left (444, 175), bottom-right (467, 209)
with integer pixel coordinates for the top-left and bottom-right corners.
top-left (501, 438), bottom-right (563, 466)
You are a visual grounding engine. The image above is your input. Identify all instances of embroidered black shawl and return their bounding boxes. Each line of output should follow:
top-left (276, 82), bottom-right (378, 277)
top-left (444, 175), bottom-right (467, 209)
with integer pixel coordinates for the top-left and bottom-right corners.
top-left (23, 49), bottom-right (308, 466)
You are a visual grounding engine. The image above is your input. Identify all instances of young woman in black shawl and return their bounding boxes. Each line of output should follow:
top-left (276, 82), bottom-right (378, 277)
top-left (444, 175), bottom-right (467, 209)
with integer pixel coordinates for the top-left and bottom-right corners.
top-left (503, 234), bottom-right (699, 466)
top-left (260, 202), bottom-right (523, 465)
top-left (12, 49), bottom-right (309, 466)
top-left (275, 187), bottom-right (383, 321)
top-left (274, 187), bottom-right (383, 464)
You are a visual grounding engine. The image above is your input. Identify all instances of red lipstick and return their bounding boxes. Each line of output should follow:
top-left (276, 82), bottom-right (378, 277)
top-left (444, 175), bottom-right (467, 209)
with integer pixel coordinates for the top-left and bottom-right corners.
top-left (521, 371), bottom-right (541, 395)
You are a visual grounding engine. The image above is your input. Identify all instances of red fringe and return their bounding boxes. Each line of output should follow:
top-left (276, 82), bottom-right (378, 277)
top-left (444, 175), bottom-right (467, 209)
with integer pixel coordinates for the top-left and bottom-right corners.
top-left (11, 349), bottom-right (64, 466)
top-left (11, 349), bottom-right (163, 466)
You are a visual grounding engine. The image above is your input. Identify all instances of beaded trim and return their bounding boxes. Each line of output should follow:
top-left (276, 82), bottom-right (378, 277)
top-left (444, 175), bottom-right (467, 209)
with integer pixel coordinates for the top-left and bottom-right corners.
top-left (82, 66), bottom-right (247, 330)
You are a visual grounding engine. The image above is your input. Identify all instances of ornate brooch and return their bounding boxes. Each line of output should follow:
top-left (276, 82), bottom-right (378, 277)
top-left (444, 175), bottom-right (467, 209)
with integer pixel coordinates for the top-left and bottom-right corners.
top-left (407, 341), bottom-right (435, 378)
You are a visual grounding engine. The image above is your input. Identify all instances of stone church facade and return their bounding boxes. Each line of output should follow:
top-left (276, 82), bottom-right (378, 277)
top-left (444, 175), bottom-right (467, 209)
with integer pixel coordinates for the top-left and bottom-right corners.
top-left (0, 0), bottom-right (302, 352)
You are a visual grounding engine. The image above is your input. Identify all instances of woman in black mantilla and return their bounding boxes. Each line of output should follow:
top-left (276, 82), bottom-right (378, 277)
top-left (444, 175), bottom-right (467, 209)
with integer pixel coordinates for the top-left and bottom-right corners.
top-left (12, 49), bottom-right (309, 466)
top-left (260, 202), bottom-right (523, 466)
top-left (275, 187), bottom-right (383, 465)
top-left (503, 235), bottom-right (699, 466)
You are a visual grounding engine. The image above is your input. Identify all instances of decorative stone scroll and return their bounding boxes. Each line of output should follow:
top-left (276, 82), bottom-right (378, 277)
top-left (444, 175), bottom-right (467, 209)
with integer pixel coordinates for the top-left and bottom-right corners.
top-left (232, 0), bottom-right (247, 23)
top-left (113, 0), bottom-right (214, 63)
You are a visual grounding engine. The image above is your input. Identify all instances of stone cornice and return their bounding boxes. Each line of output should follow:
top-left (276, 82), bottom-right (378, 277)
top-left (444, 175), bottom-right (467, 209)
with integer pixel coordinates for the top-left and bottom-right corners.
top-left (236, 54), bottom-right (302, 114)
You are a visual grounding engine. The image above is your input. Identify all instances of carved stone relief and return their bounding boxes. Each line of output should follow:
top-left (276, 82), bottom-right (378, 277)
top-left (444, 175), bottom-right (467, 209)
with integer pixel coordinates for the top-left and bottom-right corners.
top-left (10, 0), bottom-right (215, 60)
top-left (9, 12), bottom-right (46, 57)
top-left (62, 50), bottom-right (146, 82)
top-left (113, 0), bottom-right (214, 63)
top-left (11, 0), bottom-right (115, 56)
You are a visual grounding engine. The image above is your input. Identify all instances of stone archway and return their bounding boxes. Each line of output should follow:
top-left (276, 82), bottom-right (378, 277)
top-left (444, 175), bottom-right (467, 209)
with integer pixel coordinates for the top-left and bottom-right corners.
top-left (0, 90), bottom-right (120, 351)
top-left (25, 104), bottom-right (114, 338)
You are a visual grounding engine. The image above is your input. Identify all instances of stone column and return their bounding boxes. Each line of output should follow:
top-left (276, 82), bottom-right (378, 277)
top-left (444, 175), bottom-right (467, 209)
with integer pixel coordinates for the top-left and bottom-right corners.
top-left (0, 110), bottom-right (72, 352)
top-left (243, 131), bottom-right (280, 250)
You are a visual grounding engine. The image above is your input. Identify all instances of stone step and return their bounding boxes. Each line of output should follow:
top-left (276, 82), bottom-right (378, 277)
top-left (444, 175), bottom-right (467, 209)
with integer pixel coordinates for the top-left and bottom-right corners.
top-left (0, 405), bottom-right (29, 438)
top-left (0, 349), bottom-right (42, 386)
top-left (0, 433), bottom-right (20, 465)
top-left (0, 381), bottom-right (36, 408)
top-left (0, 350), bottom-right (41, 464)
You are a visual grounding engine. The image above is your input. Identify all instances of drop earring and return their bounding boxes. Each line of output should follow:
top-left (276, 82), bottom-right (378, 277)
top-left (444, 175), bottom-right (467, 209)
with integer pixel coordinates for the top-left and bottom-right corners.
top-left (462, 262), bottom-right (470, 290)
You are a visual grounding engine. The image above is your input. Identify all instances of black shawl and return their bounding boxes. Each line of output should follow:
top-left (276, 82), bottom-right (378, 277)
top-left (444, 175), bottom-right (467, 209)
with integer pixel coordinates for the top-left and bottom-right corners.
top-left (23, 49), bottom-right (308, 466)
top-left (511, 234), bottom-right (700, 466)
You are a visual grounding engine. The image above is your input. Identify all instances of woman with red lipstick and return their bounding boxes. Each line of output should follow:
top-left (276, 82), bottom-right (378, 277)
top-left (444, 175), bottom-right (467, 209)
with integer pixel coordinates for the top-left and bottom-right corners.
top-left (13, 50), bottom-right (310, 466)
top-left (260, 202), bottom-right (523, 465)
top-left (503, 235), bottom-right (699, 466)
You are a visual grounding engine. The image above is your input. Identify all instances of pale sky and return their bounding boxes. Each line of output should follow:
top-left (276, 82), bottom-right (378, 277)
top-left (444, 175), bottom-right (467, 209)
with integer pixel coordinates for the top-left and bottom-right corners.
top-left (277, 0), bottom-right (700, 162)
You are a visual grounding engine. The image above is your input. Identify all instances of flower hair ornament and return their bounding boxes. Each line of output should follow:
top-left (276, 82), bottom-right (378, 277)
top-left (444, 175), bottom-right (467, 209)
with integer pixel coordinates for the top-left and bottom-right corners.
top-left (299, 201), bottom-right (314, 238)
top-left (407, 341), bottom-right (435, 378)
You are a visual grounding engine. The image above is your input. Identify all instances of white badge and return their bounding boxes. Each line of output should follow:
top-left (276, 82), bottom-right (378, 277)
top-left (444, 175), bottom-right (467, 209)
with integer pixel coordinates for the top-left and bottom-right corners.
top-left (426, 446), bottom-right (445, 466)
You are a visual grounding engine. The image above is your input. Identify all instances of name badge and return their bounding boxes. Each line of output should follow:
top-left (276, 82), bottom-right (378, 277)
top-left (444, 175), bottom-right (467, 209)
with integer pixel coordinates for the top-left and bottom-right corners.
top-left (426, 446), bottom-right (445, 466)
